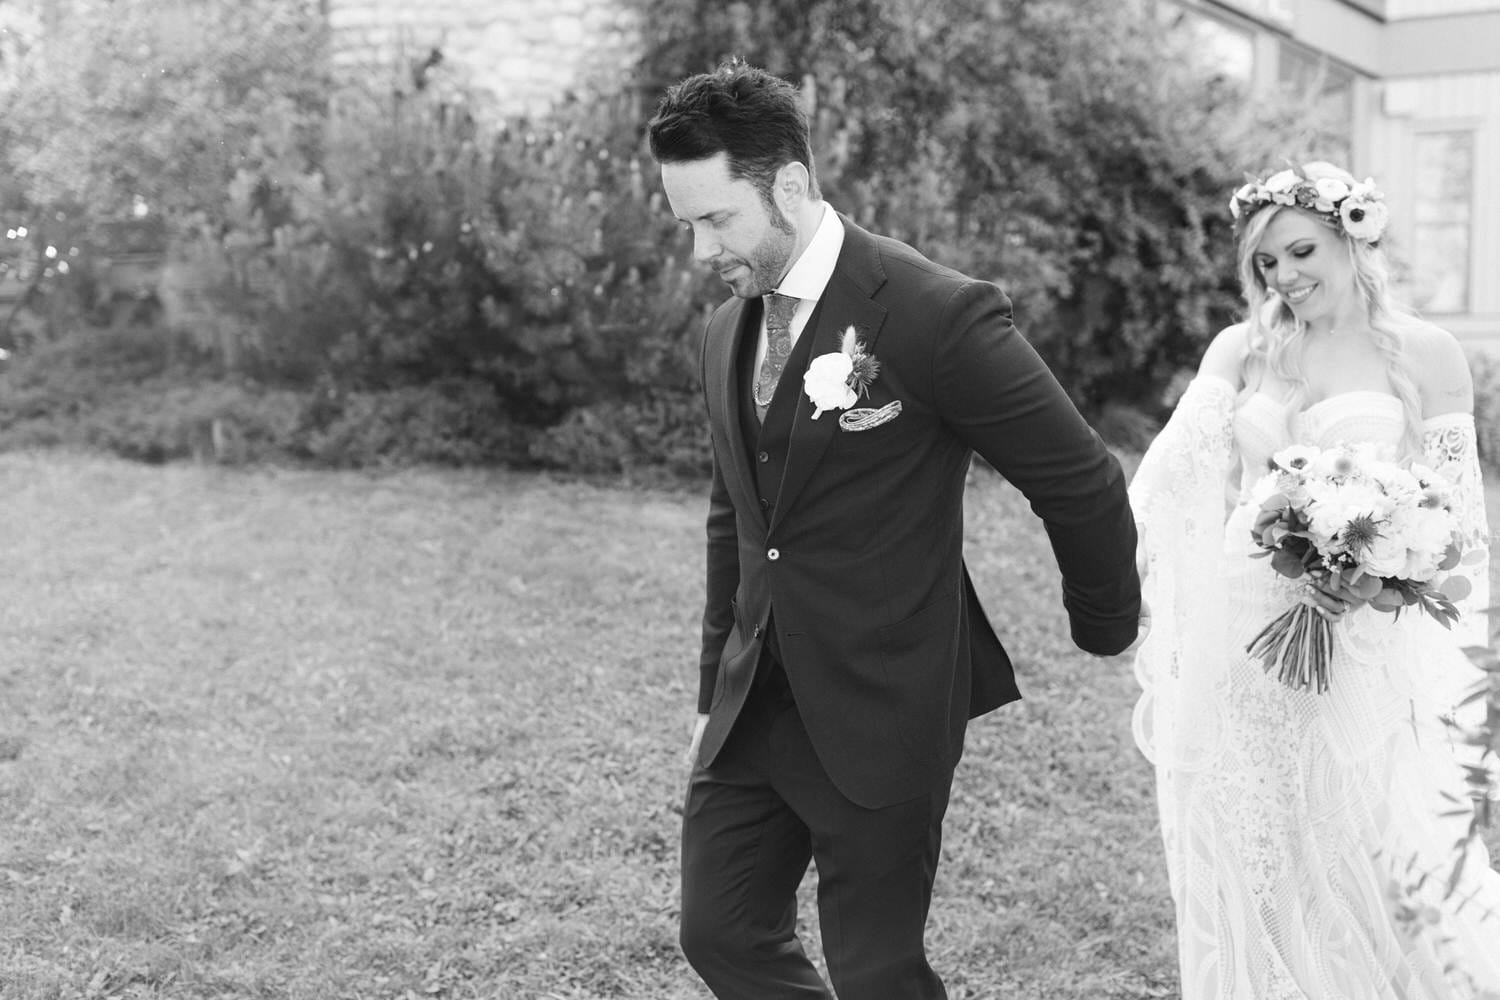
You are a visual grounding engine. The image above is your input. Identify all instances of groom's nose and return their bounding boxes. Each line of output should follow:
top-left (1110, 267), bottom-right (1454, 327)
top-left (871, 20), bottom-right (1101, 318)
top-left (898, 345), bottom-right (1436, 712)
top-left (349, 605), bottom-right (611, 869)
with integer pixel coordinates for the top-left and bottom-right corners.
top-left (693, 234), bottom-right (721, 264)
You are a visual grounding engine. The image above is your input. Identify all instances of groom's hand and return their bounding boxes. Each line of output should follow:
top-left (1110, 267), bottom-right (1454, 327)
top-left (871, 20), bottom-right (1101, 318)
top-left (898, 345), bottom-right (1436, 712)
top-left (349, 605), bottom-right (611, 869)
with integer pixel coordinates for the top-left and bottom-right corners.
top-left (1096, 598), bottom-right (1151, 657)
top-left (686, 713), bottom-right (710, 766)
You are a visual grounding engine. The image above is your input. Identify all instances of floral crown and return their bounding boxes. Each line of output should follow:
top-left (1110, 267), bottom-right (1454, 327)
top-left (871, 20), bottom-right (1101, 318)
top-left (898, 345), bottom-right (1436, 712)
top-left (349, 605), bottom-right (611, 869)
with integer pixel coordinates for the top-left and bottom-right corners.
top-left (1228, 167), bottom-right (1389, 243)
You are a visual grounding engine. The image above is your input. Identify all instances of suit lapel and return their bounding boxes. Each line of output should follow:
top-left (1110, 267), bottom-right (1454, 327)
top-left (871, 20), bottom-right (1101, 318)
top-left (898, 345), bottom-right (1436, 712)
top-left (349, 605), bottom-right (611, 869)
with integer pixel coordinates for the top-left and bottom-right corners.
top-left (707, 297), bottom-right (767, 529)
top-left (769, 220), bottom-right (889, 533)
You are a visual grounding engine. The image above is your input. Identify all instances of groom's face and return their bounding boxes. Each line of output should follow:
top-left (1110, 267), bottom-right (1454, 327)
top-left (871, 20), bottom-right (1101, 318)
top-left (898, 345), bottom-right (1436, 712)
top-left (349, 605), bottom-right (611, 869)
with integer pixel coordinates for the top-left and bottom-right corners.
top-left (660, 152), bottom-right (796, 299)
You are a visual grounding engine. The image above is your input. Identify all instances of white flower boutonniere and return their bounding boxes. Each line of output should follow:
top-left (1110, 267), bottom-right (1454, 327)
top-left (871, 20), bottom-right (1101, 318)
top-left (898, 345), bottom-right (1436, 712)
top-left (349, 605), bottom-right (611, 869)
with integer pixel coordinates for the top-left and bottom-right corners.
top-left (803, 327), bottom-right (880, 419)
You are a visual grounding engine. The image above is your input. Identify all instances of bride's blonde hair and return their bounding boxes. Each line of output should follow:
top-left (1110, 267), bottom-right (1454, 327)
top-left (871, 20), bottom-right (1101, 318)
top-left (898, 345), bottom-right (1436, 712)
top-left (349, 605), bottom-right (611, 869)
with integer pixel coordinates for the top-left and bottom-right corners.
top-left (1235, 161), bottom-right (1425, 456)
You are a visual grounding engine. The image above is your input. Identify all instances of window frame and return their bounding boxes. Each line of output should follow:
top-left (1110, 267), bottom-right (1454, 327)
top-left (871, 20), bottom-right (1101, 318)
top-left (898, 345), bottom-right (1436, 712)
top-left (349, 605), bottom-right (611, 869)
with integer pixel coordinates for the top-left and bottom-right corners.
top-left (1407, 124), bottom-right (1478, 317)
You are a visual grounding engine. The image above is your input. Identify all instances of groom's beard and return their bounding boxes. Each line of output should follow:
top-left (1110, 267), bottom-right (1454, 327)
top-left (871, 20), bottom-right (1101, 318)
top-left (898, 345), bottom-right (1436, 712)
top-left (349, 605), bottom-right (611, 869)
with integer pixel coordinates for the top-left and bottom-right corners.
top-left (718, 228), bottom-right (795, 299)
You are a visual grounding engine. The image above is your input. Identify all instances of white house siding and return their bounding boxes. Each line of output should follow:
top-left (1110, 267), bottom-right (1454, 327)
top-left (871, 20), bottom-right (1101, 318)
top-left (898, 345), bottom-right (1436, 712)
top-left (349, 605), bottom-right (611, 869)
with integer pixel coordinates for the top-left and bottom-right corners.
top-left (1386, 0), bottom-right (1500, 16)
top-left (1374, 71), bottom-right (1500, 343)
top-left (328, 0), bottom-right (641, 115)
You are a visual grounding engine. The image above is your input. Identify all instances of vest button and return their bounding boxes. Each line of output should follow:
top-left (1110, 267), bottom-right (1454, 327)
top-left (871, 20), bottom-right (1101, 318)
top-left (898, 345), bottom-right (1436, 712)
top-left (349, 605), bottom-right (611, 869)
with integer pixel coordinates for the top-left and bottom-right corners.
top-left (757, 451), bottom-right (770, 463)
top-left (767, 548), bottom-right (780, 561)
top-left (759, 497), bottom-right (770, 510)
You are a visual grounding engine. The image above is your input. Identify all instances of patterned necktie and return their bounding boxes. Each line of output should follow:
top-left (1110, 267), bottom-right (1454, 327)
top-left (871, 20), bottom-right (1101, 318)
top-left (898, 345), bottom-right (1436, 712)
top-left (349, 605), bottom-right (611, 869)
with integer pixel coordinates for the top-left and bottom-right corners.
top-left (755, 292), bottom-right (799, 410)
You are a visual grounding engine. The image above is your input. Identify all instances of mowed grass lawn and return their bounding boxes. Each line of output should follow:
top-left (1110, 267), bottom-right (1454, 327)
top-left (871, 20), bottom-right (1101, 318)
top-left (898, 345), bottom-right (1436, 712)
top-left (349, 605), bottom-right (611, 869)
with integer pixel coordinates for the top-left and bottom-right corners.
top-left (1, 451), bottom-right (1496, 1000)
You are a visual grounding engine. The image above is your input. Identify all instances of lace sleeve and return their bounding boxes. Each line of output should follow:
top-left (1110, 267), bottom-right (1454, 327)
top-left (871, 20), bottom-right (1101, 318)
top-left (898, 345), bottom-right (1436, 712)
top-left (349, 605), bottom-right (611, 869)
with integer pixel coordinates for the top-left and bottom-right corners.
top-left (1130, 376), bottom-right (1238, 771)
top-left (1423, 413), bottom-right (1490, 648)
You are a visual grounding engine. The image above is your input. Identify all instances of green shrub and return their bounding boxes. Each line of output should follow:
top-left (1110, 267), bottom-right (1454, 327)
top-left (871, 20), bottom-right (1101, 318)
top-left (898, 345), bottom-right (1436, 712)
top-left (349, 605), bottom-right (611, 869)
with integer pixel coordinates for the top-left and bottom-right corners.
top-left (298, 379), bottom-right (523, 468)
top-left (3, 7), bottom-right (718, 473)
top-left (179, 79), bottom-right (716, 468)
top-left (0, 325), bottom-right (205, 425)
top-left (0, 326), bottom-right (292, 463)
top-left (0, 337), bottom-right (528, 468)
top-left (529, 391), bottom-right (711, 477)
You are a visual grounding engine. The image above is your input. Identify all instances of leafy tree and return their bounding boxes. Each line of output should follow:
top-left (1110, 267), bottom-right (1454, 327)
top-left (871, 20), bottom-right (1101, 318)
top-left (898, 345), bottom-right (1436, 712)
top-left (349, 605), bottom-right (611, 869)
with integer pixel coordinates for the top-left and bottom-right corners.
top-left (629, 0), bottom-right (1337, 419)
top-left (0, 0), bottom-right (328, 349)
top-left (0, 0), bottom-right (327, 228)
top-left (0, 0), bottom-right (718, 470)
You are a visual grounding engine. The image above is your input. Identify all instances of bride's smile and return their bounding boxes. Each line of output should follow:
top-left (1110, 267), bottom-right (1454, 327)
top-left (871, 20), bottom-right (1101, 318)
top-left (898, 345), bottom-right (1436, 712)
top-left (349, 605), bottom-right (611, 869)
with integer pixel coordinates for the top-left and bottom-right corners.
top-left (1281, 283), bottom-right (1316, 304)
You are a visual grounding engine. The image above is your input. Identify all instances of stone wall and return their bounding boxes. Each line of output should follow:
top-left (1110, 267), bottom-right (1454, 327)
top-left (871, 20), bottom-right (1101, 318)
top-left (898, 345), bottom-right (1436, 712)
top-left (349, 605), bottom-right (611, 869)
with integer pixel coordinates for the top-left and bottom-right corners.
top-left (328, 0), bottom-right (642, 115)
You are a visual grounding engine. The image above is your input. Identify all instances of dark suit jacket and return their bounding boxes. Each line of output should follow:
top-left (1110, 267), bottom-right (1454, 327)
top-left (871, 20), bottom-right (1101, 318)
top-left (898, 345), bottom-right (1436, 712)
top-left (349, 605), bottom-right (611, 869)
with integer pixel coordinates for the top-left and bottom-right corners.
top-left (695, 215), bottom-right (1140, 809)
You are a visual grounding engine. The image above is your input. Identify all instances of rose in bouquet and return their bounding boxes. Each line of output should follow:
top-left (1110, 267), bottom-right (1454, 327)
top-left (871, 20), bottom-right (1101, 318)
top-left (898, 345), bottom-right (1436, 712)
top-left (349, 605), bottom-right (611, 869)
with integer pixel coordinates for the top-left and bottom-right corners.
top-left (1247, 443), bottom-right (1470, 693)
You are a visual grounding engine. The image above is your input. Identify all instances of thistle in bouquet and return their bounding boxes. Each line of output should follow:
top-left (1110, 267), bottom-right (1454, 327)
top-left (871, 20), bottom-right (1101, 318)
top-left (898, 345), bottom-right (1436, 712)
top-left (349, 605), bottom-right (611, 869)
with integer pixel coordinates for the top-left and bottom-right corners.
top-left (1247, 443), bottom-right (1470, 693)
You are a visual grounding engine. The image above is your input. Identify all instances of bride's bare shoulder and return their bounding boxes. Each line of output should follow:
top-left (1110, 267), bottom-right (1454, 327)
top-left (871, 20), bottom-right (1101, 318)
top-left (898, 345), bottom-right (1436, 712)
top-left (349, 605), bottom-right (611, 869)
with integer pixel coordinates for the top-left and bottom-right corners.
top-left (1400, 320), bottom-right (1472, 416)
top-left (1196, 323), bottom-right (1253, 389)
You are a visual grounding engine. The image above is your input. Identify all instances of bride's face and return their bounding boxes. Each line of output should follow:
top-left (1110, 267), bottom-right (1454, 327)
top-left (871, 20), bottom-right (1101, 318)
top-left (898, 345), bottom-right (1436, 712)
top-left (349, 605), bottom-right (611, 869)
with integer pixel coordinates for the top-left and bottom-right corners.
top-left (1252, 209), bottom-right (1357, 326)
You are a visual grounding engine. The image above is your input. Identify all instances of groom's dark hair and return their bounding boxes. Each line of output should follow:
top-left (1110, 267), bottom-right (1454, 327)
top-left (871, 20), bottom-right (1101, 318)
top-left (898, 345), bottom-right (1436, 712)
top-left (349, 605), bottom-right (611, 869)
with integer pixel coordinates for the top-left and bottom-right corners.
top-left (647, 59), bottom-right (821, 206)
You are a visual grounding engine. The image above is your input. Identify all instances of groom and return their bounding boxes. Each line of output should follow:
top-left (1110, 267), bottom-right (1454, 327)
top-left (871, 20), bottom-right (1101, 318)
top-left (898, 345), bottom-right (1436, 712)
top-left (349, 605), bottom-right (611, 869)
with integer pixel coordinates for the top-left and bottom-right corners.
top-left (648, 61), bottom-right (1141, 1000)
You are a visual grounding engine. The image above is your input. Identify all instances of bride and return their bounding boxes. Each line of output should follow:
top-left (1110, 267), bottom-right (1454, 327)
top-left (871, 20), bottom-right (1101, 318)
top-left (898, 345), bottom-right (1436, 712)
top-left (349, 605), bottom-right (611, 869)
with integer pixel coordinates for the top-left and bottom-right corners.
top-left (1130, 161), bottom-right (1500, 998)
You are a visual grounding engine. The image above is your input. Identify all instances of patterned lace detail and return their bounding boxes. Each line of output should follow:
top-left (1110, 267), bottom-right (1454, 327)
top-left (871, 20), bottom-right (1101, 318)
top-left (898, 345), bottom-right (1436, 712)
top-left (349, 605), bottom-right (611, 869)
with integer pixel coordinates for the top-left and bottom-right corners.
top-left (1423, 415), bottom-right (1489, 648)
top-left (1136, 389), bottom-right (1500, 999)
top-left (1131, 376), bottom-right (1236, 771)
top-left (1133, 376), bottom-right (1236, 514)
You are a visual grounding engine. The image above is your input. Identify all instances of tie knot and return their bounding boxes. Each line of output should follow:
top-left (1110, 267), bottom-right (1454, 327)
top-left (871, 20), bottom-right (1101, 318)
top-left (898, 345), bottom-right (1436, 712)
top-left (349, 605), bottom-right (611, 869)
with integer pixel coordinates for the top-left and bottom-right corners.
top-left (764, 292), bottom-right (798, 331)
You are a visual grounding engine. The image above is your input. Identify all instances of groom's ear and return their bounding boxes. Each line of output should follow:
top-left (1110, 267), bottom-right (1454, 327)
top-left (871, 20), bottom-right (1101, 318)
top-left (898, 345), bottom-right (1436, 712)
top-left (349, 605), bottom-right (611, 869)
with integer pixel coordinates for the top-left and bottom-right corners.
top-left (775, 162), bottom-right (811, 208)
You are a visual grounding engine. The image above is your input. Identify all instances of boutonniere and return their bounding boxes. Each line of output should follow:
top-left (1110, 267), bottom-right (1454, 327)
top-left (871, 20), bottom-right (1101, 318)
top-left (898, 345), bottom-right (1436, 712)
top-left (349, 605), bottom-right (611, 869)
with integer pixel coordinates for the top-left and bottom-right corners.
top-left (803, 327), bottom-right (880, 420)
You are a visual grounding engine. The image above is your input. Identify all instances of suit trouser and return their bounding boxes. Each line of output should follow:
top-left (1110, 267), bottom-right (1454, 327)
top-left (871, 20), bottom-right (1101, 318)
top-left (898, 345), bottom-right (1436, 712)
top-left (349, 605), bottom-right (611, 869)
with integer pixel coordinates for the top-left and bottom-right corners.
top-left (680, 662), bottom-right (952, 1000)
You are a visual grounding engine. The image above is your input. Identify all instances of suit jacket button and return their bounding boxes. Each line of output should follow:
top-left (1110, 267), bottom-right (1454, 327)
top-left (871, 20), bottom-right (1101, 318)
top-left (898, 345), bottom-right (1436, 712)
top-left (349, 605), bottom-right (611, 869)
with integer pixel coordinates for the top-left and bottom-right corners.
top-left (767, 548), bottom-right (780, 561)
top-left (757, 451), bottom-right (770, 463)
top-left (759, 497), bottom-right (770, 510)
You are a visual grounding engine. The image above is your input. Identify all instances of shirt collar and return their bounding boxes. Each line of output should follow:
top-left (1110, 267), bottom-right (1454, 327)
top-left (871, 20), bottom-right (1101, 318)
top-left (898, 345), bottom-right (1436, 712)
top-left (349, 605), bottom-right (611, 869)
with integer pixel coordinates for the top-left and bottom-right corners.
top-left (775, 203), bottom-right (844, 303)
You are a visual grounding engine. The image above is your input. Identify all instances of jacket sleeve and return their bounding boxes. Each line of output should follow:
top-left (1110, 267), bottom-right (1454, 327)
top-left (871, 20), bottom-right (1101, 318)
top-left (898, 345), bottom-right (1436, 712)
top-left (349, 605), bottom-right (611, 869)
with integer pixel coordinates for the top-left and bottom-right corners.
top-left (930, 280), bottom-right (1141, 655)
top-left (696, 314), bottom-right (740, 714)
top-left (698, 443), bottom-right (740, 713)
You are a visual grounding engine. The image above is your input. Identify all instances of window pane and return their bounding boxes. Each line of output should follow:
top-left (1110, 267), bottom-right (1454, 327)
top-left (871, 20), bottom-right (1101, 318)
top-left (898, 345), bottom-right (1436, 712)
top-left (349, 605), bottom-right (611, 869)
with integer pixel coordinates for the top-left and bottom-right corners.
top-left (1411, 225), bottom-right (1470, 314)
top-left (1414, 131), bottom-right (1474, 225)
top-left (1278, 44), bottom-right (1356, 162)
top-left (1172, 8), bottom-right (1255, 82)
top-left (1411, 132), bottom-right (1474, 314)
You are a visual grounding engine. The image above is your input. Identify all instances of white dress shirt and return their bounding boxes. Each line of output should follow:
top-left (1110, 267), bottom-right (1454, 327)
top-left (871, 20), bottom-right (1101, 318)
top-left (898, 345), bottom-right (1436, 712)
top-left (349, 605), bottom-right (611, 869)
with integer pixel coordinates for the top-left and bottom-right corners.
top-left (753, 203), bottom-right (846, 383)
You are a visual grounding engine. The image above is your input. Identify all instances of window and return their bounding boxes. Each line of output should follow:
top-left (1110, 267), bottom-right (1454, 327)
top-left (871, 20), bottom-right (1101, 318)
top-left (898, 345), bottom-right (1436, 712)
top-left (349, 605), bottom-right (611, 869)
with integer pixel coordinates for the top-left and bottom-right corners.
top-left (1278, 44), bottom-right (1357, 163)
top-left (1410, 130), bottom-right (1475, 314)
top-left (1169, 6), bottom-right (1255, 84)
top-left (1208, 0), bottom-right (1295, 28)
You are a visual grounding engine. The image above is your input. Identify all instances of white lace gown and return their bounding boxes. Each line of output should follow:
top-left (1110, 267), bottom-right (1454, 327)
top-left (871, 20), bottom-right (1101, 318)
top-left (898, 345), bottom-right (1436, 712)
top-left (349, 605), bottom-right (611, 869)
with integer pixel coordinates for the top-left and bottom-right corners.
top-left (1131, 376), bottom-right (1500, 1000)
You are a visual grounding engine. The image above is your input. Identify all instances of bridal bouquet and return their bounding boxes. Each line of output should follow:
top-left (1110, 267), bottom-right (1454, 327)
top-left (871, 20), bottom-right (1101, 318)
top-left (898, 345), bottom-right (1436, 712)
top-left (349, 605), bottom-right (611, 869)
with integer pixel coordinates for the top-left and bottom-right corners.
top-left (1247, 443), bottom-right (1470, 693)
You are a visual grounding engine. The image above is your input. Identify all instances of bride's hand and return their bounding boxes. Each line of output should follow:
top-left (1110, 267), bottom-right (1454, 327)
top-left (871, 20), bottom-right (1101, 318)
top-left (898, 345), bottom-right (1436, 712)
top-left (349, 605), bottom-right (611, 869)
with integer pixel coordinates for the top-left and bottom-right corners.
top-left (1128, 598), bottom-right (1152, 653)
top-left (1301, 575), bottom-right (1371, 622)
top-left (686, 713), bottom-right (709, 766)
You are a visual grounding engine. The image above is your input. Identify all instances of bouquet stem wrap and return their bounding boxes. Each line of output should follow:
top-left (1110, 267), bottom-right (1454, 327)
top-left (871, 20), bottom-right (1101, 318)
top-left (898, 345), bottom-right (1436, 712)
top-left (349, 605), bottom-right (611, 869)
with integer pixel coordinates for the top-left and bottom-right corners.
top-left (1246, 598), bottom-right (1334, 693)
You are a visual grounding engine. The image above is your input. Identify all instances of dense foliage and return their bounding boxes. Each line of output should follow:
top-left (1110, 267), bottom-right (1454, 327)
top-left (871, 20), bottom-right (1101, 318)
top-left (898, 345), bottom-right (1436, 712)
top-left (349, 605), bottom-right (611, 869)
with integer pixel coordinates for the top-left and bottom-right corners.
top-left (632, 0), bottom-right (1345, 420)
top-left (0, 0), bottom-right (716, 472)
top-left (0, 0), bottom-right (327, 339)
top-left (0, 0), bottom-right (1367, 469)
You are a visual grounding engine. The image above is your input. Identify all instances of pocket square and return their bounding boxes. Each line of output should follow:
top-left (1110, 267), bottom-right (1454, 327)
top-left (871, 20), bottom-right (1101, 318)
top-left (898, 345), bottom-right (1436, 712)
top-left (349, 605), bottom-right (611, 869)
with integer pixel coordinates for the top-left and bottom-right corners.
top-left (839, 400), bottom-right (902, 432)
